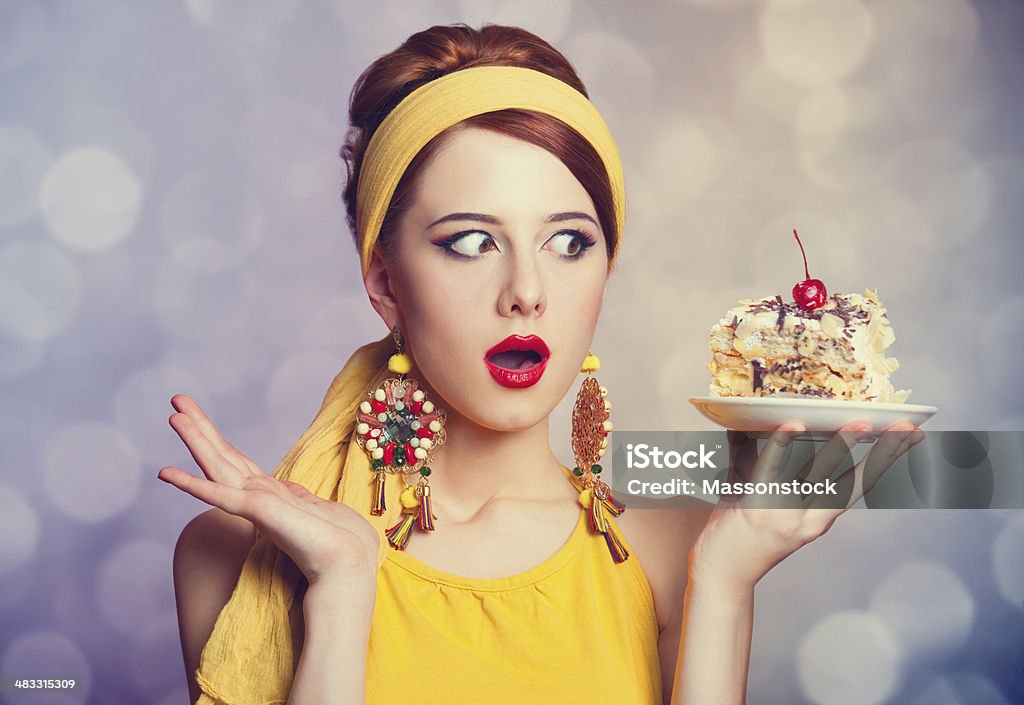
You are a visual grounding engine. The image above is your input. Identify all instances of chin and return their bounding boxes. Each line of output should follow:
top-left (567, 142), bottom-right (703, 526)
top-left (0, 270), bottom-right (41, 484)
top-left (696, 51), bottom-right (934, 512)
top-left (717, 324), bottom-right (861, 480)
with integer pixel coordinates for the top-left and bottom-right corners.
top-left (454, 388), bottom-right (557, 433)
top-left (477, 407), bottom-right (549, 433)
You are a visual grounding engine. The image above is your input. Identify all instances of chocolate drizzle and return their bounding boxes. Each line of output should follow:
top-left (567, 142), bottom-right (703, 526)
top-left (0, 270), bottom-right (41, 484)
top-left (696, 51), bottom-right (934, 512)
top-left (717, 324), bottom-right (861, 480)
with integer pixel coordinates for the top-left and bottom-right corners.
top-left (751, 360), bottom-right (764, 391)
top-left (769, 359), bottom-right (803, 375)
top-left (746, 292), bottom-right (871, 336)
top-left (774, 385), bottom-right (834, 398)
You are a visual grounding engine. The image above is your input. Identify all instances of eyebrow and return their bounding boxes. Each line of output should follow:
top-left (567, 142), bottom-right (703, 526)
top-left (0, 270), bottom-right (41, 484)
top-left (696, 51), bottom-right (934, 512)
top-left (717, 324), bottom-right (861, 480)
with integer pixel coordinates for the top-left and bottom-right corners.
top-left (426, 211), bottom-right (599, 229)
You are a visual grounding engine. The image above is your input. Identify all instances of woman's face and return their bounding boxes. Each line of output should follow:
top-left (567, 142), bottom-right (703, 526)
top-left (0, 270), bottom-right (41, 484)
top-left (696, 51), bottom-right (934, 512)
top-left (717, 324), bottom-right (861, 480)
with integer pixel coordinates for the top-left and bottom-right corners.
top-left (368, 125), bottom-right (609, 432)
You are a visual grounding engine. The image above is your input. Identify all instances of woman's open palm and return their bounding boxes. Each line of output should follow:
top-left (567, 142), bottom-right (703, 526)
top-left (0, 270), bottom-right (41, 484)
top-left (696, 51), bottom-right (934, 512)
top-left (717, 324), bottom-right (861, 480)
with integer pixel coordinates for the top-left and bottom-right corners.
top-left (690, 419), bottom-right (926, 589)
top-left (158, 394), bottom-right (380, 588)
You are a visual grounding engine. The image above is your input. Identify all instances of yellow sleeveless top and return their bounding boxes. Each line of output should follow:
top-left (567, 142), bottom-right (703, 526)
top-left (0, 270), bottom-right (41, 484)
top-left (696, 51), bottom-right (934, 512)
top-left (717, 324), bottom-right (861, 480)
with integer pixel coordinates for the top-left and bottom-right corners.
top-left (365, 466), bottom-right (663, 704)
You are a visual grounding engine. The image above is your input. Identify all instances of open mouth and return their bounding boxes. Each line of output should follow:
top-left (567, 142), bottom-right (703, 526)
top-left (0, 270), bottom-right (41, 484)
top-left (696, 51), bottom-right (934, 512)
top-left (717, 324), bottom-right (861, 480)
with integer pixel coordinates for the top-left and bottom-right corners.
top-left (483, 334), bottom-right (551, 388)
top-left (486, 349), bottom-right (544, 371)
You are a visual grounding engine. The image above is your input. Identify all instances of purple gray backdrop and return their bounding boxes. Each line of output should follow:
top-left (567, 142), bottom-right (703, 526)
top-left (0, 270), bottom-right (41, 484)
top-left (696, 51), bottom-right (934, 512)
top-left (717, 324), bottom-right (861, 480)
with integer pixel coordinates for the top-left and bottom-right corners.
top-left (1, 1), bottom-right (1022, 703)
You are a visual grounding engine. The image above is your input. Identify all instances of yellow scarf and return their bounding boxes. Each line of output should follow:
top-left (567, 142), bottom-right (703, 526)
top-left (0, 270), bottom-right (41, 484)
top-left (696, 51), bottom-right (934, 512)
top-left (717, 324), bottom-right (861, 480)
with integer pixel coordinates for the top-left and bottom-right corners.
top-left (195, 65), bottom-right (626, 704)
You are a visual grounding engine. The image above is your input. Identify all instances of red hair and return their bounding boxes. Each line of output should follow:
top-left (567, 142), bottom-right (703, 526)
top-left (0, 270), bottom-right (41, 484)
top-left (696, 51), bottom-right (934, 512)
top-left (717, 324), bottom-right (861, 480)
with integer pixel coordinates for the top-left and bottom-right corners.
top-left (339, 23), bottom-right (617, 263)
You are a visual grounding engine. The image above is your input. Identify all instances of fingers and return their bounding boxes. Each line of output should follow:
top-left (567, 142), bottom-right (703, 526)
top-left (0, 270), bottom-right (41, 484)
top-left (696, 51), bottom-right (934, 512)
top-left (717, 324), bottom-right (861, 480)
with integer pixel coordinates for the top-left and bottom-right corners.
top-left (794, 421), bottom-right (872, 487)
top-left (750, 422), bottom-right (806, 484)
top-left (726, 430), bottom-right (758, 484)
top-left (280, 480), bottom-right (344, 524)
top-left (157, 466), bottom-right (248, 514)
top-left (168, 412), bottom-right (247, 488)
top-left (170, 394), bottom-right (264, 476)
top-left (283, 480), bottom-right (323, 504)
top-left (829, 421), bottom-right (925, 508)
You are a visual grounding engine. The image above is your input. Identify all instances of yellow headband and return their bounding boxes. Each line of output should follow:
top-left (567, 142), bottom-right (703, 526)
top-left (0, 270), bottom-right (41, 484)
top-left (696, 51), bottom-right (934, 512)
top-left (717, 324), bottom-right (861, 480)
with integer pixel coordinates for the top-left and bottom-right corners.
top-left (355, 65), bottom-right (626, 275)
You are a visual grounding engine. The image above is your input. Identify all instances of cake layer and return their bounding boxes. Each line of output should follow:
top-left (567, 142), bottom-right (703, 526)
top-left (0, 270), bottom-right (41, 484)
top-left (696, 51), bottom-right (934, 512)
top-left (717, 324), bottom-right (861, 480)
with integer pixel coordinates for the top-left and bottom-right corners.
top-left (706, 288), bottom-right (911, 403)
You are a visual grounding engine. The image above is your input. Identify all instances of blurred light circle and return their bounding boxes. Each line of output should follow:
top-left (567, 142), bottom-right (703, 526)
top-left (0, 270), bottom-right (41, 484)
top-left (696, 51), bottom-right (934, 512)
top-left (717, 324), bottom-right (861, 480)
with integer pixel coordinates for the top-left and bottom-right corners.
top-left (0, 485), bottom-right (38, 577)
top-left (159, 170), bottom-right (264, 274)
top-left (992, 513), bottom-right (1024, 609)
top-left (641, 114), bottom-right (720, 203)
top-left (95, 540), bottom-right (176, 640)
top-left (795, 86), bottom-right (849, 157)
top-left (112, 363), bottom-right (208, 466)
top-left (734, 61), bottom-right (808, 127)
top-left (0, 630), bottom-right (91, 705)
top-left (797, 611), bottom-right (901, 705)
top-left (0, 241), bottom-right (81, 343)
top-left (0, 125), bottom-right (53, 228)
top-left (794, 86), bottom-right (862, 192)
top-left (265, 350), bottom-right (348, 440)
top-left (57, 105), bottom-right (155, 189)
top-left (760, 0), bottom-right (874, 88)
top-left (39, 147), bottom-right (141, 252)
top-left (869, 561), bottom-right (974, 656)
top-left (42, 422), bottom-right (142, 522)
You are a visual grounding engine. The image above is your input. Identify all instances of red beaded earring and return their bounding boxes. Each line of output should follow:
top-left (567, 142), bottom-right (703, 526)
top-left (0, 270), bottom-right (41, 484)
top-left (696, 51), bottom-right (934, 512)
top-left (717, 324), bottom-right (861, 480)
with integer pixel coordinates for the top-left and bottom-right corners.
top-left (354, 325), bottom-right (447, 550)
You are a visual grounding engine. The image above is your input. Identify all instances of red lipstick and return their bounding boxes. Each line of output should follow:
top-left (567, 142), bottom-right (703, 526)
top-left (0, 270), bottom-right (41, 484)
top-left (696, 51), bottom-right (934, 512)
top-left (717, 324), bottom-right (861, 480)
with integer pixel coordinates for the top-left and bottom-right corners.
top-left (484, 334), bottom-right (551, 389)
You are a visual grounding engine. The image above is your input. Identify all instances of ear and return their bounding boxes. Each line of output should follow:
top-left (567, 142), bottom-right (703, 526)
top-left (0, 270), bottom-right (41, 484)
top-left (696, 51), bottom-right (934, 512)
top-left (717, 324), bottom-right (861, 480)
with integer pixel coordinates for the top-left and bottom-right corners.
top-left (364, 247), bottom-right (401, 330)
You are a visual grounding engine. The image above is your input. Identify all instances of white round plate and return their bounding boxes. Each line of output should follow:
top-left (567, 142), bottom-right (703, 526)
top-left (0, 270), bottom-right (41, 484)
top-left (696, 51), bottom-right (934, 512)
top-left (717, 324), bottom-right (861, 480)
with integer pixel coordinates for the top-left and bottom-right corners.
top-left (688, 396), bottom-right (938, 441)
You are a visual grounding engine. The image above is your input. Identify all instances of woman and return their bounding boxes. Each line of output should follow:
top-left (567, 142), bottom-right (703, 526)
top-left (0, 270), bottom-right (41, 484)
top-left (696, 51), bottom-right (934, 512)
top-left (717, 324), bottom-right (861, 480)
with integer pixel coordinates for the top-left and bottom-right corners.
top-left (161, 23), bottom-right (924, 705)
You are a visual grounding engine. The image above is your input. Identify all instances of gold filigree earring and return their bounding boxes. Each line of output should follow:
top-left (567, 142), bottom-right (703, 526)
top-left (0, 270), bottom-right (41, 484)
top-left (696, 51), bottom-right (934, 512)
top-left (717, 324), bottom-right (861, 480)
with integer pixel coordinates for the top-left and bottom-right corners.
top-left (571, 350), bottom-right (629, 562)
top-left (353, 324), bottom-right (446, 550)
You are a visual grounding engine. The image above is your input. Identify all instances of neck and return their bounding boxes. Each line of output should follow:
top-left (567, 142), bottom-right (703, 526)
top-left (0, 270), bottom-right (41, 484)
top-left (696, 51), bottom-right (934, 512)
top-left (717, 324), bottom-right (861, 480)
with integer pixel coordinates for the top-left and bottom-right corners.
top-left (411, 390), bottom-right (575, 523)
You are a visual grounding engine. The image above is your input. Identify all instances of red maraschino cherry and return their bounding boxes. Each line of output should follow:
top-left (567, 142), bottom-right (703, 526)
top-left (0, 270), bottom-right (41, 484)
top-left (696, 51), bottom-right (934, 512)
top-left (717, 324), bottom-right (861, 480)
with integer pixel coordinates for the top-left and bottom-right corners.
top-left (791, 228), bottom-right (827, 310)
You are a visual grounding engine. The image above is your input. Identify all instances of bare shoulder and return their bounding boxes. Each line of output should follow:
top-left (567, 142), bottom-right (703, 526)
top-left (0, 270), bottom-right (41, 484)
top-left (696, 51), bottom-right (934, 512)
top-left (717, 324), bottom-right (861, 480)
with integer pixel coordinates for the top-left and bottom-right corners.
top-left (616, 499), bottom-right (714, 633)
top-left (173, 508), bottom-right (255, 704)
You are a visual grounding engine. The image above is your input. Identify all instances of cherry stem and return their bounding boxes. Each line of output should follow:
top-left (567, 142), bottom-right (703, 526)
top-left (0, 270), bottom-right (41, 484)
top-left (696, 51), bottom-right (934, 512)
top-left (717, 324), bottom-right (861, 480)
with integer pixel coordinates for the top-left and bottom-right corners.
top-left (793, 228), bottom-right (811, 280)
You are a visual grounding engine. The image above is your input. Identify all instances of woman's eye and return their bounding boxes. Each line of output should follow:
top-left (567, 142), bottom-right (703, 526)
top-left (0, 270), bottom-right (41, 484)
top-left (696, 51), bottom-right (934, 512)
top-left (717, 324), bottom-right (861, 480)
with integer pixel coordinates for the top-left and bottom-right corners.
top-left (443, 232), bottom-right (498, 258)
top-left (547, 230), bottom-right (596, 259)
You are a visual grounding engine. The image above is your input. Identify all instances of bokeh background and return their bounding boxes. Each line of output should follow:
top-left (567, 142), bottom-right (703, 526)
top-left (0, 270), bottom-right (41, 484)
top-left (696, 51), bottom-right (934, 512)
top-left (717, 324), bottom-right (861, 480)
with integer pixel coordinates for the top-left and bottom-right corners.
top-left (2, 0), bottom-right (1023, 703)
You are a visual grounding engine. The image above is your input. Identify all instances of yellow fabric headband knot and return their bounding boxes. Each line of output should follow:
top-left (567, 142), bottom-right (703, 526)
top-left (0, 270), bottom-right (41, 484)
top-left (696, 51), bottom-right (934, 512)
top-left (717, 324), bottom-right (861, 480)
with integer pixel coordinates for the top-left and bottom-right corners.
top-left (355, 65), bottom-right (627, 275)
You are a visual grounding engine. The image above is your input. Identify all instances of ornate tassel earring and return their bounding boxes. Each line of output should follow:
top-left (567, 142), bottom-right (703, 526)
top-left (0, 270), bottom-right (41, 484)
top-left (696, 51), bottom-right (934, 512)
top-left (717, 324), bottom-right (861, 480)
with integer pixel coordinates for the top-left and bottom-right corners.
top-left (571, 350), bottom-right (629, 563)
top-left (353, 324), bottom-right (446, 550)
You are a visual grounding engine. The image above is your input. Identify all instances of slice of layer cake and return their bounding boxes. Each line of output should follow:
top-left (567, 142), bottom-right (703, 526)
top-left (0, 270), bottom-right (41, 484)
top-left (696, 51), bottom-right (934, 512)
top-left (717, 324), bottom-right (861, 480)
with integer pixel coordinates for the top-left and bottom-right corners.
top-left (706, 288), bottom-right (911, 403)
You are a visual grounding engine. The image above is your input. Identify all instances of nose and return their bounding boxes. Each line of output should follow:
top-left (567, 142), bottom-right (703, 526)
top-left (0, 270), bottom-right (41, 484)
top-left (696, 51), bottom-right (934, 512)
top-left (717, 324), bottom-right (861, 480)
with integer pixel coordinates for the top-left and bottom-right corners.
top-left (497, 251), bottom-right (547, 318)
